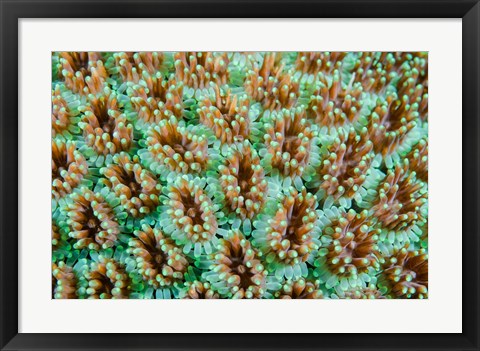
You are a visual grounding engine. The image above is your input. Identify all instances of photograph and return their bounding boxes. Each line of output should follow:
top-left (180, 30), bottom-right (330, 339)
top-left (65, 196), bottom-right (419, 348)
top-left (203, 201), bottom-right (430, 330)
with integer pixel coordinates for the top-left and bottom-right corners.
top-left (51, 51), bottom-right (428, 300)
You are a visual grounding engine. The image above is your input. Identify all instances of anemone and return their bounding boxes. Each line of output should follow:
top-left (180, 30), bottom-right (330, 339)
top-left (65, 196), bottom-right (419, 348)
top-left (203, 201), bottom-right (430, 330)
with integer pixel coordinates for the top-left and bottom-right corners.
top-left (183, 280), bottom-right (220, 299)
top-left (252, 187), bottom-right (320, 279)
top-left (245, 52), bottom-right (299, 111)
top-left (126, 224), bottom-right (188, 288)
top-left (202, 229), bottom-right (267, 299)
top-left (127, 73), bottom-right (183, 126)
top-left (52, 84), bottom-right (81, 139)
top-left (83, 255), bottom-right (131, 299)
top-left (306, 70), bottom-right (364, 130)
top-left (64, 188), bottom-right (121, 250)
top-left (275, 277), bottom-right (324, 299)
top-left (56, 52), bottom-right (108, 95)
top-left (378, 246), bottom-right (428, 299)
top-left (197, 85), bottom-right (251, 146)
top-left (308, 126), bottom-right (381, 209)
top-left (101, 152), bottom-right (161, 218)
top-left (110, 51), bottom-right (166, 83)
top-left (314, 208), bottom-right (380, 293)
top-left (174, 52), bottom-right (229, 90)
top-left (52, 262), bottom-right (78, 299)
top-left (77, 88), bottom-right (134, 159)
top-left (261, 107), bottom-right (317, 179)
top-left (52, 139), bottom-right (88, 201)
top-left (159, 175), bottom-right (221, 257)
top-left (208, 141), bottom-right (268, 224)
top-left (140, 116), bottom-right (209, 179)
top-left (363, 159), bottom-right (427, 244)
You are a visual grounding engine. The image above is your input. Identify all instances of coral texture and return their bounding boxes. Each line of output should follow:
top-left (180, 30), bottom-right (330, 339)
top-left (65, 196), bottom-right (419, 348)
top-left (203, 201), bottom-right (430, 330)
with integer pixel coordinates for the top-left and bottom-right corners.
top-left (52, 51), bottom-right (428, 299)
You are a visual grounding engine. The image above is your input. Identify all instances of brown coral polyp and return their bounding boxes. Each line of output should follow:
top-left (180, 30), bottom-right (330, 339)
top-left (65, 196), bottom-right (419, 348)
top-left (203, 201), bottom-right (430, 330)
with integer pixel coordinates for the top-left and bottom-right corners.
top-left (174, 52), bottom-right (229, 89)
top-left (343, 286), bottom-right (385, 299)
top-left (381, 246), bottom-right (428, 298)
top-left (295, 51), bottom-right (346, 76)
top-left (218, 142), bottom-right (268, 220)
top-left (324, 210), bottom-right (380, 278)
top-left (366, 93), bottom-right (418, 160)
top-left (261, 188), bottom-right (319, 267)
top-left (85, 257), bottom-right (131, 299)
top-left (129, 74), bottom-right (183, 125)
top-left (66, 189), bottom-right (120, 250)
top-left (397, 61), bottom-right (428, 122)
top-left (52, 223), bottom-right (61, 250)
top-left (307, 70), bottom-right (363, 128)
top-left (145, 117), bottom-right (209, 175)
top-left (79, 90), bottom-right (133, 156)
top-left (52, 262), bottom-right (77, 299)
top-left (317, 127), bottom-right (373, 202)
top-left (263, 108), bottom-right (314, 178)
top-left (128, 224), bottom-right (189, 288)
top-left (162, 176), bottom-right (219, 252)
top-left (52, 139), bottom-right (88, 199)
top-left (277, 278), bottom-right (324, 299)
top-left (52, 85), bottom-right (80, 138)
top-left (198, 86), bottom-right (251, 145)
top-left (371, 161), bottom-right (427, 232)
top-left (206, 230), bottom-right (266, 299)
top-left (183, 280), bottom-right (219, 299)
top-left (245, 53), bottom-right (299, 111)
top-left (102, 152), bottom-right (161, 217)
top-left (58, 52), bottom-right (107, 95)
top-left (405, 137), bottom-right (428, 182)
top-left (112, 51), bottom-right (165, 83)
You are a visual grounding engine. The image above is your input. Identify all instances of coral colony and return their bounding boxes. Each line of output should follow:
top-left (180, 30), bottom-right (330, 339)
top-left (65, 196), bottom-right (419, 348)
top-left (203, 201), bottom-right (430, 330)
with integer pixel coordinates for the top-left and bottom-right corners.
top-left (52, 52), bottom-right (428, 299)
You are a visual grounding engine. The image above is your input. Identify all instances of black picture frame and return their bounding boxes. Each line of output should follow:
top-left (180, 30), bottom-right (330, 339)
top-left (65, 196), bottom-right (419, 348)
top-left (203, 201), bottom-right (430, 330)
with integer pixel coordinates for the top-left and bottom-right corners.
top-left (1, 1), bottom-right (478, 350)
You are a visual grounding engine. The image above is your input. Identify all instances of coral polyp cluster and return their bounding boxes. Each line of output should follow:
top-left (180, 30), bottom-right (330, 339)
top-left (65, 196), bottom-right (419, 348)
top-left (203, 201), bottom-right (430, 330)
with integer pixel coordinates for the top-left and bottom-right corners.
top-left (52, 51), bottom-right (427, 299)
top-left (253, 187), bottom-right (320, 279)
top-left (52, 262), bottom-right (78, 299)
top-left (197, 86), bottom-right (251, 145)
top-left (110, 51), bottom-right (166, 83)
top-left (245, 53), bottom-right (299, 111)
top-left (79, 89), bottom-right (134, 157)
top-left (310, 126), bottom-right (377, 208)
top-left (208, 141), bottom-right (268, 221)
top-left (65, 188), bottom-right (121, 250)
top-left (261, 107), bottom-right (316, 178)
top-left (159, 176), bottom-right (220, 257)
top-left (306, 71), bottom-right (363, 129)
top-left (83, 255), bottom-right (131, 299)
top-left (314, 208), bottom-right (380, 292)
top-left (275, 278), bottom-right (324, 299)
top-left (378, 246), bottom-right (428, 299)
top-left (140, 116), bottom-right (209, 178)
top-left (51, 139), bottom-right (88, 204)
top-left (57, 52), bottom-right (107, 95)
top-left (175, 52), bottom-right (229, 90)
top-left (101, 152), bottom-right (161, 218)
top-left (127, 224), bottom-right (188, 288)
top-left (202, 230), bottom-right (267, 298)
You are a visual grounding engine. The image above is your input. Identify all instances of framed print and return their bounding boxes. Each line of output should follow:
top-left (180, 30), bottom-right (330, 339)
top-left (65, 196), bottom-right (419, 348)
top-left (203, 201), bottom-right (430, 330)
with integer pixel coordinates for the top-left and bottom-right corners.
top-left (1, 0), bottom-right (479, 350)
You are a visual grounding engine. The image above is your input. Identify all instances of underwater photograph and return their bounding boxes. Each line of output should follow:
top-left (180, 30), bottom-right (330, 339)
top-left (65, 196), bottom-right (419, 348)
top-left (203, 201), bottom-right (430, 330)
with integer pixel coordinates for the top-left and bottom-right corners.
top-left (51, 51), bottom-right (428, 299)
